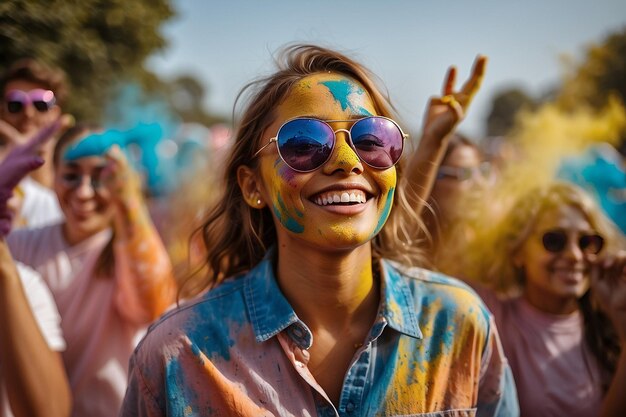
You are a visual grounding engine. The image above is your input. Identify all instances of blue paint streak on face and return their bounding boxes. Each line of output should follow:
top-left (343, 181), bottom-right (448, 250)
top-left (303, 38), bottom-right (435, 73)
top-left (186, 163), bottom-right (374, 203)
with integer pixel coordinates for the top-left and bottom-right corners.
top-left (275, 192), bottom-right (304, 233)
top-left (320, 80), bottom-right (373, 116)
top-left (372, 187), bottom-right (395, 237)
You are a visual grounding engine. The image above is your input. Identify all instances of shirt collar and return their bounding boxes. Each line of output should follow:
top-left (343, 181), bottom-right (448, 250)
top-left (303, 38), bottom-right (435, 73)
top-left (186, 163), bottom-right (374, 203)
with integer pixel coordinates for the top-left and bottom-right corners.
top-left (243, 250), bottom-right (422, 344)
top-left (243, 248), bottom-right (300, 344)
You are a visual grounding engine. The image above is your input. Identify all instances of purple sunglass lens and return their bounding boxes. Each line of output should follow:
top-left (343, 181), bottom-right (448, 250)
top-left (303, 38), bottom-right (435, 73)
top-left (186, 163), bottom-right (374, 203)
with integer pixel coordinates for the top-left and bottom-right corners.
top-left (351, 117), bottom-right (403, 169)
top-left (277, 119), bottom-right (334, 172)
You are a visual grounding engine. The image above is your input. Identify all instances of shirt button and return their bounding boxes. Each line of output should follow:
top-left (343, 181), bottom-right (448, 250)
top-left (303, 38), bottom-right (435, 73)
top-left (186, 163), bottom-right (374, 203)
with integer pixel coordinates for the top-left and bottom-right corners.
top-left (346, 401), bottom-right (355, 413)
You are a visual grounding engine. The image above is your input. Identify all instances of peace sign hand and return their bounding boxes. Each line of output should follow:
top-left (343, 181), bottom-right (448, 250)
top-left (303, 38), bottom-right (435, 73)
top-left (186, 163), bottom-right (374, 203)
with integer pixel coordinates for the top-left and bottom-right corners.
top-left (0, 115), bottom-right (73, 236)
top-left (422, 55), bottom-right (488, 141)
top-left (0, 115), bottom-right (73, 193)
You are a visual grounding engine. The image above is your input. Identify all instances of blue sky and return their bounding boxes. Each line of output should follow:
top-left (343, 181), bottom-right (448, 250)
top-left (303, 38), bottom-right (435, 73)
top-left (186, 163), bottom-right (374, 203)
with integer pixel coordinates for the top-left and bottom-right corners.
top-left (147, 0), bottom-right (626, 139)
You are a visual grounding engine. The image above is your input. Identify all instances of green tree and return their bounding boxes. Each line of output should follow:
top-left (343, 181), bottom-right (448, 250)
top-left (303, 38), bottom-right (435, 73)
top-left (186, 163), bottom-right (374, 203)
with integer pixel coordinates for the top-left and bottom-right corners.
top-left (0, 0), bottom-right (174, 121)
top-left (558, 26), bottom-right (626, 152)
top-left (558, 26), bottom-right (626, 110)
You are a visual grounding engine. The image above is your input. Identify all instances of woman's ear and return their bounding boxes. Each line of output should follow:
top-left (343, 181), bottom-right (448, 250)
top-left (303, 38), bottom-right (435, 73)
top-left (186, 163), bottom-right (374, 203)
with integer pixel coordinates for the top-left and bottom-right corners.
top-left (237, 165), bottom-right (266, 209)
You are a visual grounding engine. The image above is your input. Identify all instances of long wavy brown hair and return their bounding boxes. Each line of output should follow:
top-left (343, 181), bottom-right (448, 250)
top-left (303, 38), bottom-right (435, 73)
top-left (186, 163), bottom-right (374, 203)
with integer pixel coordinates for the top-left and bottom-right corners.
top-left (179, 44), bottom-right (427, 298)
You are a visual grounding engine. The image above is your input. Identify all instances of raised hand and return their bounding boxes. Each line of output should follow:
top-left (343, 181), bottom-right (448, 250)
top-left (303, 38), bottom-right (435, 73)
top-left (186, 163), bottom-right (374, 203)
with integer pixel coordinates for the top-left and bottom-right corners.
top-left (422, 55), bottom-right (488, 141)
top-left (402, 55), bottom-right (487, 215)
top-left (0, 115), bottom-right (73, 236)
top-left (100, 145), bottom-right (143, 207)
top-left (591, 251), bottom-right (626, 343)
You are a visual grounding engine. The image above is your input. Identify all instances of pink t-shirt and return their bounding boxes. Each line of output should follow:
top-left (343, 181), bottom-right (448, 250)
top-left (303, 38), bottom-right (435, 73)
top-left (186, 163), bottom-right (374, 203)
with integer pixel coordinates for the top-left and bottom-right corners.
top-left (476, 287), bottom-right (605, 417)
top-left (8, 223), bottom-right (175, 417)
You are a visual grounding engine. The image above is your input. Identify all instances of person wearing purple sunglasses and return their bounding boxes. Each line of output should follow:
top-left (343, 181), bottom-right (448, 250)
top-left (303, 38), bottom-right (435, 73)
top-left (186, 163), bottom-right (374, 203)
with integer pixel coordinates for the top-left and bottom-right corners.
top-left (0, 58), bottom-right (69, 229)
top-left (120, 44), bottom-right (518, 417)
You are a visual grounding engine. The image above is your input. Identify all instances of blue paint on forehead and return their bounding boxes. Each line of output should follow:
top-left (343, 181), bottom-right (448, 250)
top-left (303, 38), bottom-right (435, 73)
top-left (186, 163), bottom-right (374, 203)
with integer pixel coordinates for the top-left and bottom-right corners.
top-left (320, 79), bottom-right (373, 116)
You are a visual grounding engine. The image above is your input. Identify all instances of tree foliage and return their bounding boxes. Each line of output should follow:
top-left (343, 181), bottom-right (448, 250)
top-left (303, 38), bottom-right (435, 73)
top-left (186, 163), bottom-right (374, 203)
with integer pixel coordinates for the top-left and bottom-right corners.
top-left (0, 0), bottom-right (175, 121)
top-left (558, 26), bottom-right (626, 110)
top-left (557, 26), bottom-right (626, 152)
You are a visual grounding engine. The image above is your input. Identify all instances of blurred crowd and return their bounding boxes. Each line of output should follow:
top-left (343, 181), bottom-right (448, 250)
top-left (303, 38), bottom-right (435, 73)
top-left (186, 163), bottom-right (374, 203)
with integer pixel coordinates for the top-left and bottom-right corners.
top-left (0, 53), bottom-right (624, 417)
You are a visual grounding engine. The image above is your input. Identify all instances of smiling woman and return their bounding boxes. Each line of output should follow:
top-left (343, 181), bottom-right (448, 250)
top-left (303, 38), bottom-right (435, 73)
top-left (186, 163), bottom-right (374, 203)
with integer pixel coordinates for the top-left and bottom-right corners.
top-left (451, 181), bottom-right (626, 417)
top-left (120, 44), bottom-right (518, 417)
top-left (7, 124), bottom-right (177, 417)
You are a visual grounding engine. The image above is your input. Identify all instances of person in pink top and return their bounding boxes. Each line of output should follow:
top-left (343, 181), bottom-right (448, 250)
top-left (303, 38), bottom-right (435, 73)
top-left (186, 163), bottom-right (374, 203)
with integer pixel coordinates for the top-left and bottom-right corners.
top-left (446, 181), bottom-right (626, 417)
top-left (7, 123), bottom-right (177, 417)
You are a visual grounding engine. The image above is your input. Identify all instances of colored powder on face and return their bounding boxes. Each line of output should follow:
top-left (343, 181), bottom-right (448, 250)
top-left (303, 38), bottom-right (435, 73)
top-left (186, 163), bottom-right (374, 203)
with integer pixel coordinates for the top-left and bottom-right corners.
top-left (63, 130), bottom-right (125, 160)
top-left (372, 187), bottom-right (395, 237)
top-left (320, 80), bottom-right (373, 116)
top-left (273, 192), bottom-right (304, 234)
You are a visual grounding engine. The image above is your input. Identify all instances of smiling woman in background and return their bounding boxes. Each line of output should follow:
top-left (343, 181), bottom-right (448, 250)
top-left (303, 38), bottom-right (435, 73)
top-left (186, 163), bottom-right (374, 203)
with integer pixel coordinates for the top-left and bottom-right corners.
top-left (451, 181), bottom-right (626, 417)
top-left (7, 124), bottom-right (177, 417)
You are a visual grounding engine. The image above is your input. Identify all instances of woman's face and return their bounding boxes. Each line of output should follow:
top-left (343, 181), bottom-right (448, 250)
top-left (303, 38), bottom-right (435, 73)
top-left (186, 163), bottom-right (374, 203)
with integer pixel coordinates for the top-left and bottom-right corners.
top-left (1, 79), bottom-right (61, 139)
top-left (515, 203), bottom-right (597, 313)
top-left (54, 139), bottom-right (114, 244)
top-left (254, 73), bottom-right (397, 251)
top-left (430, 144), bottom-right (485, 226)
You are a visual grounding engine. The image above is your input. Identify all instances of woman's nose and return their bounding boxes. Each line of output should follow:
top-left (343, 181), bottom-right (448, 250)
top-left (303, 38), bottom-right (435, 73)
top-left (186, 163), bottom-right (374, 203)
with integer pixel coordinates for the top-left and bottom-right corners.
top-left (322, 131), bottom-right (363, 175)
top-left (74, 176), bottom-right (97, 198)
top-left (562, 236), bottom-right (585, 261)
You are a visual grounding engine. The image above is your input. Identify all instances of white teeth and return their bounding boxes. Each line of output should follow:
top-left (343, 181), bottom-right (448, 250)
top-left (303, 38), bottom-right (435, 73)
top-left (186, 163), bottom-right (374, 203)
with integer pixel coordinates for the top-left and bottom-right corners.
top-left (314, 190), bottom-right (368, 206)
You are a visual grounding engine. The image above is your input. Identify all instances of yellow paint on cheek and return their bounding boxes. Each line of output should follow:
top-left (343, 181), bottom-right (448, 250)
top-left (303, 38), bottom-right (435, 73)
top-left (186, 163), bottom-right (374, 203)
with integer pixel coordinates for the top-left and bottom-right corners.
top-left (263, 158), bottom-right (306, 233)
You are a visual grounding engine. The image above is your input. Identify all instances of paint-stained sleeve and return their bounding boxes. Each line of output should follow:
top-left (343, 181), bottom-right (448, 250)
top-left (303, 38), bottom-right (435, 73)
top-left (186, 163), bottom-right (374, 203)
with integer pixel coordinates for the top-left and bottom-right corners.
top-left (119, 352), bottom-right (164, 417)
top-left (476, 315), bottom-right (520, 417)
top-left (113, 209), bottom-right (177, 325)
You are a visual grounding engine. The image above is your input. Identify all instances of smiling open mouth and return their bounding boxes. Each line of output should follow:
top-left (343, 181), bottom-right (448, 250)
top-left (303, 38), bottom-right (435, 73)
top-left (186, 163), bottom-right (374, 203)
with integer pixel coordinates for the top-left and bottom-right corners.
top-left (313, 190), bottom-right (368, 206)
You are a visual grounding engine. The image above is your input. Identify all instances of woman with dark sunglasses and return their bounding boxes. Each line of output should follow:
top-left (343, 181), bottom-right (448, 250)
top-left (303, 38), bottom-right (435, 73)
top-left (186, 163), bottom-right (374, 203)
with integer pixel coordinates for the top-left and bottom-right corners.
top-left (6, 123), bottom-right (178, 417)
top-left (120, 44), bottom-right (518, 417)
top-left (441, 181), bottom-right (626, 417)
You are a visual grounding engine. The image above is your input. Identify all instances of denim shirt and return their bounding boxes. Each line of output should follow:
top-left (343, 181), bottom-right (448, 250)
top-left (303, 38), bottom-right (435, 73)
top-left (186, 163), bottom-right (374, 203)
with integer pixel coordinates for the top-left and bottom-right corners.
top-left (120, 254), bottom-right (518, 417)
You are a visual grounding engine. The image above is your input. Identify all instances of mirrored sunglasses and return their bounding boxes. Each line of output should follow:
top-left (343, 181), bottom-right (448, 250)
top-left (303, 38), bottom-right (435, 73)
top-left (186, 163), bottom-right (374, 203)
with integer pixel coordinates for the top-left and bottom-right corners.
top-left (253, 116), bottom-right (407, 172)
top-left (4, 89), bottom-right (56, 114)
top-left (541, 229), bottom-right (604, 255)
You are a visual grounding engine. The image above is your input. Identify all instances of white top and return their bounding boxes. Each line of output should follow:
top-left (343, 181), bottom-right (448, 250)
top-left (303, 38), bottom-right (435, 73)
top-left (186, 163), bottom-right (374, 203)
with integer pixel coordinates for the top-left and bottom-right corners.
top-left (18, 177), bottom-right (63, 229)
top-left (1, 262), bottom-right (65, 417)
